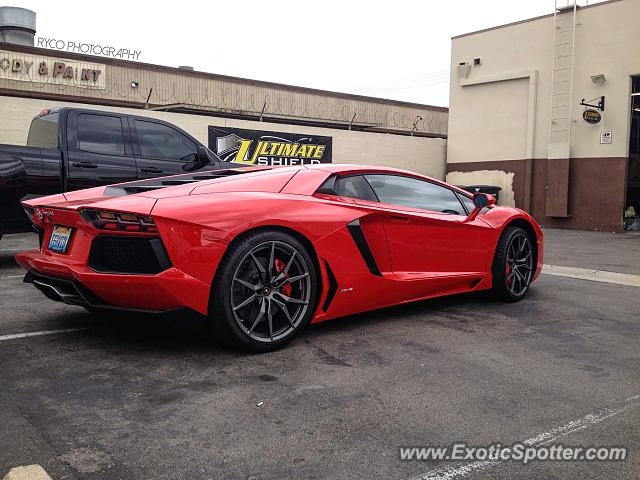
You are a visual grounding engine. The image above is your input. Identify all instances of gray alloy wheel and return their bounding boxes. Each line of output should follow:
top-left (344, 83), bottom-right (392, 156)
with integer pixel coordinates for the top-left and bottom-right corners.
top-left (504, 231), bottom-right (534, 297)
top-left (210, 231), bottom-right (318, 352)
top-left (230, 240), bottom-right (312, 343)
top-left (491, 226), bottom-right (535, 302)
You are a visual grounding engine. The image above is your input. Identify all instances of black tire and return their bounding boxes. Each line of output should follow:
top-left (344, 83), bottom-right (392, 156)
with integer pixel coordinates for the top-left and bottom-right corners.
top-left (491, 226), bottom-right (535, 302)
top-left (209, 230), bottom-right (318, 352)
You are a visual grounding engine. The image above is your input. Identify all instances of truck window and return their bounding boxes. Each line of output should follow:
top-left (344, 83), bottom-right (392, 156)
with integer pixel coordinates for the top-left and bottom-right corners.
top-left (77, 113), bottom-right (125, 156)
top-left (27, 112), bottom-right (59, 148)
top-left (135, 120), bottom-right (197, 161)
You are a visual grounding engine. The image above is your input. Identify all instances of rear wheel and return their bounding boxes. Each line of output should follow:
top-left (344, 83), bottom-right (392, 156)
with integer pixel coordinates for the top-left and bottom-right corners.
top-left (491, 226), bottom-right (534, 302)
top-left (209, 231), bottom-right (318, 352)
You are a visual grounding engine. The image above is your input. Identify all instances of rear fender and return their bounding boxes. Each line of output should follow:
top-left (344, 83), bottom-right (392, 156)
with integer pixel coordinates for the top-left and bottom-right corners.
top-left (151, 193), bottom-right (371, 312)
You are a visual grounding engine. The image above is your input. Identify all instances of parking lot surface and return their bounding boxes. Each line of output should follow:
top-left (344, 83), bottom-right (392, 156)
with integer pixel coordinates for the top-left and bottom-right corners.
top-left (1, 229), bottom-right (639, 480)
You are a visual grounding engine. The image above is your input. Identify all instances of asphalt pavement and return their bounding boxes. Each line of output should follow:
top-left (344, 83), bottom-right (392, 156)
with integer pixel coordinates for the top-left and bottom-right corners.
top-left (1, 229), bottom-right (639, 480)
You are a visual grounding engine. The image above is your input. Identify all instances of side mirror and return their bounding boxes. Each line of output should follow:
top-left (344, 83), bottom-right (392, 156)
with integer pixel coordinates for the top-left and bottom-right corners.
top-left (181, 151), bottom-right (209, 171)
top-left (473, 192), bottom-right (496, 209)
top-left (465, 193), bottom-right (496, 222)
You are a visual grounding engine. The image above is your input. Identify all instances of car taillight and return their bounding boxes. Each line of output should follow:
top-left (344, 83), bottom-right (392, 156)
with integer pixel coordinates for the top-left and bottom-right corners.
top-left (23, 205), bottom-right (36, 222)
top-left (22, 205), bottom-right (45, 247)
top-left (23, 205), bottom-right (46, 229)
top-left (81, 209), bottom-right (158, 233)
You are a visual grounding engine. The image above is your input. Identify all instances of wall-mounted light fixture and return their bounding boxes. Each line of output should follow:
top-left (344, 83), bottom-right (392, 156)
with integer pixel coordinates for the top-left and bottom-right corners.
top-left (131, 81), bottom-right (139, 88)
top-left (590, 74), bottom-right (606, 84)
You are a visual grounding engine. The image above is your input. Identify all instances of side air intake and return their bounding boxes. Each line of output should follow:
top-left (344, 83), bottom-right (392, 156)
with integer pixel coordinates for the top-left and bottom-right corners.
top-left (346, 219), bottom-right (382, 277)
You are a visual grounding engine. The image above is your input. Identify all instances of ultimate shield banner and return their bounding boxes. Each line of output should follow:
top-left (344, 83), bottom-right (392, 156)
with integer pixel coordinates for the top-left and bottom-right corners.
top-left (209, 126), bottom-right (332, 165)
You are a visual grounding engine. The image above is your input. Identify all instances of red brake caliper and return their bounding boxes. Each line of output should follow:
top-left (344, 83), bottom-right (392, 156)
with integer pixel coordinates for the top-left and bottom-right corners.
top-left (506, 253), bottom-right (512, 286)
top-left (274, 258), bottom-right (292, 296)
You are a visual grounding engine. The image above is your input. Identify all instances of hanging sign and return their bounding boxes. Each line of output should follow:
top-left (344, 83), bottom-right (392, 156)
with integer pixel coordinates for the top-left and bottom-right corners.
top-left (583, 109), bottom-right (601, 124)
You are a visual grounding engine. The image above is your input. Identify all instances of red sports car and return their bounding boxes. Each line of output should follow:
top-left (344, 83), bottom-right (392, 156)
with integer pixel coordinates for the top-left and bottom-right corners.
top-left (16, 164), bottom-right (543, 352)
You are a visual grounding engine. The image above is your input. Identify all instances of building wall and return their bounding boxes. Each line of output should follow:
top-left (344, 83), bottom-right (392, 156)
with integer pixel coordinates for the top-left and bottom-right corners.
top-left (0, 95), bottom-right (447, 178)
top-left (447, 0), bottom-right (640, 231)
top-left (0, 43), bottom-right (448, 137)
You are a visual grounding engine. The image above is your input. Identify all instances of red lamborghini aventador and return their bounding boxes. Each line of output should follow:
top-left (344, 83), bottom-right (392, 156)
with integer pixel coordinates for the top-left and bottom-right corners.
top-left (16, 164), bottom-right (543, 351)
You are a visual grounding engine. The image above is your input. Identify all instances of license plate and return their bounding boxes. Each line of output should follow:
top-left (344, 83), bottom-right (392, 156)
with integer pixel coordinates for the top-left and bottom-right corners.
top-left (48, 226), bottom-right (73, 254)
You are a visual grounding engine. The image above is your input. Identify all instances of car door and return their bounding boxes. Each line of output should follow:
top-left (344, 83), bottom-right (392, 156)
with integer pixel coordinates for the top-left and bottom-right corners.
top-left (131, 119), bottom-right (214, 178)
top-left (362, 174), bottom-right (494, 279)
top-left (316, 174), bottom-right (393, 275)
top-left (65, 111), bottom-right (137, 191)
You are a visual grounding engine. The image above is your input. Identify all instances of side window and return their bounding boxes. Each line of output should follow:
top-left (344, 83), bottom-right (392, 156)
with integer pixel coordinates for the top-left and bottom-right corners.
top-left (77, 114), bottom-right (125, 156)
top-left (335, 175), bottom-right (378, 202)
top-left (457, 192), bottom-right (476, 214)
top-left (135, 120), bottom-right (197, 161)
top-left (27, 112), bottom-right (59, 148)
top-left (364, 174), bottom-right (466, 215)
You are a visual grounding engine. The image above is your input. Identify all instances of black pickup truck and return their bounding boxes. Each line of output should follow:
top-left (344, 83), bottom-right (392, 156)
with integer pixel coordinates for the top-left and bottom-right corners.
top-left (0, 107), bottom-right (235, 238)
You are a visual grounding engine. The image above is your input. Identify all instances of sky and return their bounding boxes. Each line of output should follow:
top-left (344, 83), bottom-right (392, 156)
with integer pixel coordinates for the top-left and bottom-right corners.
top-left (19, 0), bottom-right (605, 107)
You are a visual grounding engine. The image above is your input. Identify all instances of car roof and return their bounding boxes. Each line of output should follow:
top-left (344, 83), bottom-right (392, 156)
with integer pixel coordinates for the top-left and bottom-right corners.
top-left (307, 163), bottom-right (447, 183)
top-left (307, 163), bottom-right (410, 174)
top-left (305, 164), bottom-right (473, 197)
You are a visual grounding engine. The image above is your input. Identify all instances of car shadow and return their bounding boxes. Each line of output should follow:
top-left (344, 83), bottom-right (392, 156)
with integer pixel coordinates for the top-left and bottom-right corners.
top-left (68, 289), bottom-right (504, 357)
top-left (315, 290), bottom-right (488, 327)
top-left (0, 251), bottom-right (20, 271)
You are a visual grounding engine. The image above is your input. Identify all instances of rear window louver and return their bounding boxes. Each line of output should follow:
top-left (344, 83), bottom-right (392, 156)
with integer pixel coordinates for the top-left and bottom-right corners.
top-left (104, 169), bottom-right (249, 196)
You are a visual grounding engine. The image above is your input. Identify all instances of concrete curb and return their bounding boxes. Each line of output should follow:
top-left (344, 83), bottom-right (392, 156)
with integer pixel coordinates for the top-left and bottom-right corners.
top-left (2, 465), bottom-right (52, 480)
top-left (542, 264), bottom-right (640, 288)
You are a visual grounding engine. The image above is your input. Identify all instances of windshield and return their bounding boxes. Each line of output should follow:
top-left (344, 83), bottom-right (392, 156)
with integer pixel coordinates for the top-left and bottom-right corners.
top-left (27, 113), bottom-right (59, 149)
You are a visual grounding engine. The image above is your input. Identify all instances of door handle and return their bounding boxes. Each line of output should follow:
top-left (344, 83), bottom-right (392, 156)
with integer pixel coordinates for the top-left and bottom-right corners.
top-left (390, 215), bottom-right (411, 223)
top-left (71, 161), bottom-right (97, 168)
top-left (140, 167), bottom-right (163, 174)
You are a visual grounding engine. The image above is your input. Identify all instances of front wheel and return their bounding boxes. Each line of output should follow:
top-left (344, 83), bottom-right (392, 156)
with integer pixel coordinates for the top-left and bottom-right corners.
top-left (491, 226), bottom-right (535, 302)
top-left (209, 231), bottom-right (318, 352)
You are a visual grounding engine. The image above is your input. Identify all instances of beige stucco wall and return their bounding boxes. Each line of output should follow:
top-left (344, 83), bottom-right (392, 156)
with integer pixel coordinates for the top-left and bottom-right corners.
top-left (0, 95), bottom-right (447, 178)
top-left (448, 0), bottom-right (640, 165)
top-left (446, 170), bottom-right (516, 207)
top-left (449, 77), bottom-right (529, 164)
